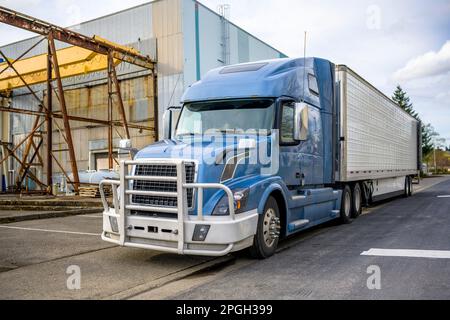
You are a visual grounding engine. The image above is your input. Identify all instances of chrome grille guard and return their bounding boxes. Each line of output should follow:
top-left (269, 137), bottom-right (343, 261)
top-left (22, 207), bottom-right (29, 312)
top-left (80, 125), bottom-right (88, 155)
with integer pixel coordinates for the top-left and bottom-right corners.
top-left (99, 159), bottom-right (236, 255)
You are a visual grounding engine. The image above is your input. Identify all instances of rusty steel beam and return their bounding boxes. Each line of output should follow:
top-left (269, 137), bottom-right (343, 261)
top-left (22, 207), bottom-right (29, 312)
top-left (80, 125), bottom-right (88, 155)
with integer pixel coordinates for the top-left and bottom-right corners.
top-left (48, 35), bottom-right (80, 193)
top-left (18, 138), bottom-right (43, 188)
top-left (0, 6), bottom-right (155, 69)
top-left (31, 139), bottom-right (44, 167)
top-left (46, 41), bottom-right (53, 189)
top-left (17, 104), bottom-right (44, 180)
top-left (50, 151), bottom-right (75, 189)
top-left (0, 106), bottom-right (155, 131)
top-left (109, 52), bottom-right (130, 139)
top-left (0, 36), bottom-right (45, 77)
top-left (0, 50), bottom-right (44, 107)
top-left (3, 144), bottom-right (46, 189)
top-left (0, 106), bottom-right (45, 117)
top-left (107, 52), bottom-right (114, 169)
top-left (153, 72), bottom-right (159, 141)
top-left (0, 118), bottom-right (46, 166)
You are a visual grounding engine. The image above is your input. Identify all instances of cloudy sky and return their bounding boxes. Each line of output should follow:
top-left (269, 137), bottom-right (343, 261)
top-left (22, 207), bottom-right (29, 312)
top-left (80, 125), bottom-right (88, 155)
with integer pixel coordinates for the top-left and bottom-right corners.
top-left (1, 0), bottom-right (449, 143)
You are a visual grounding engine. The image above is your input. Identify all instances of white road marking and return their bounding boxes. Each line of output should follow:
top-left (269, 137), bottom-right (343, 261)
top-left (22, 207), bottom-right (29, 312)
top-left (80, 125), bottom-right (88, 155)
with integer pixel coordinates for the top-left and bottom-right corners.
top-left (0, 225), bottom-right (101, 237)
top-left (437, 195), bottom-right (450, 198)
top-left (361, 248), bottom-right (450, 259)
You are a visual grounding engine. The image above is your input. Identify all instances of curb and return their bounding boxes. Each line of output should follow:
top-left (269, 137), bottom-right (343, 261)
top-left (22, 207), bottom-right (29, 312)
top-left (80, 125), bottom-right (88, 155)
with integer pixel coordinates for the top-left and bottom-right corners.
top-left (0, 208), bottom-right (104, 224)
top-left (104, 255), bottom-right (235, 300)
top-left (413, 176), bottom-right (450, 193)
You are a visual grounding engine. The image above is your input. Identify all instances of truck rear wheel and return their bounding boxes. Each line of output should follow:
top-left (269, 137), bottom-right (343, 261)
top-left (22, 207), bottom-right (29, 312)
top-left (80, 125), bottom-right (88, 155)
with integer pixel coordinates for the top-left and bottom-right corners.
top-left (408, 176), bottom-right (413, 197)
top-left (339, 185), bottom-right (352, 224)
top-left (404, 176), bottom-right (411, 198)
top-left (351, 183), bottom-right (362, 218)
top-left (250, 196), bottom-right (281, 259)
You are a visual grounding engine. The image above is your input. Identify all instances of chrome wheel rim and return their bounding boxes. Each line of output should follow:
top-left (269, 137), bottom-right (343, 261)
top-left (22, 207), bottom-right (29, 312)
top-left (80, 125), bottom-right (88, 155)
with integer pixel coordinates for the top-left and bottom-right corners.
top-left (344, 191), bottom-right (351, 217)
top-left (263, 208), bottom-right (279, 248)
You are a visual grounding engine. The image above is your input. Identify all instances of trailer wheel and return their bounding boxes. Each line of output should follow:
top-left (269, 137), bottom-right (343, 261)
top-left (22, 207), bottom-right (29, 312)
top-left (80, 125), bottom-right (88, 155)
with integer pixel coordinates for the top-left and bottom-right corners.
top-left (404, 176), bottom-right (410, 198)
top-left (339, 185), bottom-right (352, 224)
top-left (351, 183), bottom-right (362, 218)
top-left (250, 196), bottom-right (280, 259)
top-left (408, 176), bottom-right (413, 197)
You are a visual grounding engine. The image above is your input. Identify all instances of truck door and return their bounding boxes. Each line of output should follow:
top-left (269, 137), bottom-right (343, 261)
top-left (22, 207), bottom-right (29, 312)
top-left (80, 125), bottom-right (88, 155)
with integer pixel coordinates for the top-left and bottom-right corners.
top-left (307, 107), bottom-right (324, 185)
top-left (278, 100), bottom-right (314, 188)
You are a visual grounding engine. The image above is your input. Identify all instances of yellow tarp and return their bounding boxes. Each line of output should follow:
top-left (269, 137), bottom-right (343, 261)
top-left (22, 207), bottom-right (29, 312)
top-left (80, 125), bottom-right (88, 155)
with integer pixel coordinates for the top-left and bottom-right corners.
top-left (0, 45), bottom-right (121, 91)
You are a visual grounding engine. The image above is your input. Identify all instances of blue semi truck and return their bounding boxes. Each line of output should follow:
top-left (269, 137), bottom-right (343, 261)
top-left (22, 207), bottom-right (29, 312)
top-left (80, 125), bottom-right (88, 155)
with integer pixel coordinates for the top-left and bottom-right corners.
top-left (100, 58), bottom-right (421, 258)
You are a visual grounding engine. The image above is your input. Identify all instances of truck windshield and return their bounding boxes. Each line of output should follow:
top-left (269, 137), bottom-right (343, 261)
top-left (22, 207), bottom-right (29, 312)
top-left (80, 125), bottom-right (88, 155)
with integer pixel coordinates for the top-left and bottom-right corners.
top-left (175, 99), bottom-right (275, 136)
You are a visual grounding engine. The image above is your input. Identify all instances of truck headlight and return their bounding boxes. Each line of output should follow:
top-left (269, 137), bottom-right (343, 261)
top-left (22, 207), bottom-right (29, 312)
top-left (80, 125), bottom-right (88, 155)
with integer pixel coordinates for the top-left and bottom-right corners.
top-left (212, 188), bottom-right (250, 216)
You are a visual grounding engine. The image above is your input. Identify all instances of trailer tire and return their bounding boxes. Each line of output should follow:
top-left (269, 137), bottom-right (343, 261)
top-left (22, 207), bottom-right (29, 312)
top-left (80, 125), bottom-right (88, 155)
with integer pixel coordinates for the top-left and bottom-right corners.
top-left (250, 196), bottom-right (280, 259)
top-left (339, 185), bottom-right (352, 224)
top-left (404, 176), bottom-right (410, 198)
top-left (351, 183), bottom-right (362, 218)
top-left (408, 176), bottom-right (413, 197)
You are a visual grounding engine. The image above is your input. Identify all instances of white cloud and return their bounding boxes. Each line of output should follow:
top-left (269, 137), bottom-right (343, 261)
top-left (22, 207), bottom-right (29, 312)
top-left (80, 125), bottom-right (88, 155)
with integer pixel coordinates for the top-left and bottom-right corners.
top-left (1, 0), bottom-right (41, 10)
top-left (393, 40), bottom-right (450, 81)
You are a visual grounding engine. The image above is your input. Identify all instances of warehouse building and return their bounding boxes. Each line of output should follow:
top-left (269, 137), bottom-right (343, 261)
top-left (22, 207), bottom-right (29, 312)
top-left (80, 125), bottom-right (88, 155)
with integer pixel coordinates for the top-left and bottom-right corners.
top-left (0, 0), bottom-right (286, 192)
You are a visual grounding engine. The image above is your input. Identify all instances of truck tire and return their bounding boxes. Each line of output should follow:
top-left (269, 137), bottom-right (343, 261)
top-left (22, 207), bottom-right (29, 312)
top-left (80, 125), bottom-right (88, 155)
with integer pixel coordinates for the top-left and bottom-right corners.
top-left (404, 176), bottom-right (410, 198)
top-left (351, 183), bottom-right (362, 218)
top-left (250, 196), bottom-right (280, 259)
top-left (408, 176), bottom-right (413, 197)
top-left (339, 185), bottom-right (352, 224)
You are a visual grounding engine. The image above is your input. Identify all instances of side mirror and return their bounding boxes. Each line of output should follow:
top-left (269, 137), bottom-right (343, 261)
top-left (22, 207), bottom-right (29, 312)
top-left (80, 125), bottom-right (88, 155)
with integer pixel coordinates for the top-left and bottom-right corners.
top-left (162, 106), bottom-right (182, 140)
top-left (294, 102), bottom-right (309, 141)
top-left (119, 139), bottom-right (138, 158)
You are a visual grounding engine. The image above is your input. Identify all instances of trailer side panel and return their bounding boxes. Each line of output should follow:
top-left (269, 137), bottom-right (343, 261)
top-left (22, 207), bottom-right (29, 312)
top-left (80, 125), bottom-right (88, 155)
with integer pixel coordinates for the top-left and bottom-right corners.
top-left (337, 65), bottom-right (419, 182)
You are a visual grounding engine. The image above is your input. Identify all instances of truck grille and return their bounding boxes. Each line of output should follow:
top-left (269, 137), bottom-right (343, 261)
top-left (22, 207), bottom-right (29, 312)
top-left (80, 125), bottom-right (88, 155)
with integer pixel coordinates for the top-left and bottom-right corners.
top-left (132, 163), bottom-right (196, 210)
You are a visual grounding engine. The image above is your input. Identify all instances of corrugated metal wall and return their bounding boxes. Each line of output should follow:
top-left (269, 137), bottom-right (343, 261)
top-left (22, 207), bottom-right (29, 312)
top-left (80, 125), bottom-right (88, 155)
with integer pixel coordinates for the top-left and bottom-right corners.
top-left (0, 0), bottom-right (286, 186)
top-left (182, 0), bottom-right (285, 93)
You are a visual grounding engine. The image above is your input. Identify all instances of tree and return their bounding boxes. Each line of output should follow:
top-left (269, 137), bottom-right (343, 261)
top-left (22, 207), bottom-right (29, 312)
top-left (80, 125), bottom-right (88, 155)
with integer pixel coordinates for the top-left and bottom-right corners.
top-left (392, 85), bottom-right (434, 157)
top-left (422, 124), bottom-right (435, 156)
top-left (392, 85), bottom-right (419, 119)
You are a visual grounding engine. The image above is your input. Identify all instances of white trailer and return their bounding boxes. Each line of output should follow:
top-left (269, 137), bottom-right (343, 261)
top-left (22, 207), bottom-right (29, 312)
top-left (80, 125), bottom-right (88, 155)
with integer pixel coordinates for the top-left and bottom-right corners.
top-left (336, 65), bottom-right (421, 201)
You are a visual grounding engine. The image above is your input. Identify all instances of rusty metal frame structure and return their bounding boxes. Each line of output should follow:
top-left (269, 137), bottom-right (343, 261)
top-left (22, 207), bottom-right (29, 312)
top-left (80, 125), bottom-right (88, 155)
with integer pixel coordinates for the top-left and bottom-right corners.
top-left (0, 6), bottom-right (157, 194)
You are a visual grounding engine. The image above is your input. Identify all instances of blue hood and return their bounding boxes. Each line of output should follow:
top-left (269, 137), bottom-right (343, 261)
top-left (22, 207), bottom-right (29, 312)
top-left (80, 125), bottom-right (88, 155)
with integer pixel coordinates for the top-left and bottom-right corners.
top-left (135, 135), bottom-right (274, 185)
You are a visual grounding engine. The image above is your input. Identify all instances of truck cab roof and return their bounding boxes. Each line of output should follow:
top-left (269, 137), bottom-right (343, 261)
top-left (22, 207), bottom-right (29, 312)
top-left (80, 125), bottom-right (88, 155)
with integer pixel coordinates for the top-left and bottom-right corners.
top-left (181, 57), bottom-right (335, 113)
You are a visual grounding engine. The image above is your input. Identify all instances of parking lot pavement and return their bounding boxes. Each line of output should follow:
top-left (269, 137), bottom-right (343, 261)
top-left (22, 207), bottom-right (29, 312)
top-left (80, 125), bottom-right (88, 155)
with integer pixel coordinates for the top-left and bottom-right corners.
top-left (165, 177), bottom-right (450, 300)
top-left (0, 213), bottom-right (213, 299)
top-left (1, 176), bottom-right (449, 300)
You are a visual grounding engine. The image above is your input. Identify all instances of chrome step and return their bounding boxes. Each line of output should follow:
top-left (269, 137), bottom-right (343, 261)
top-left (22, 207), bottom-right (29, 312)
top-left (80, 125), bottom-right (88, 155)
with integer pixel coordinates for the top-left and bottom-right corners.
top-left (288, 219), bottom-right (310, 232)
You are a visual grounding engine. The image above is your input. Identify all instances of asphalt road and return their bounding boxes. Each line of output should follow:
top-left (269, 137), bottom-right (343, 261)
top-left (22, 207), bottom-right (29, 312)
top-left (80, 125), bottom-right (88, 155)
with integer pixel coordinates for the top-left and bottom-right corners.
top-left (151, 176), bottom-right (450, 300)
top-left (0, 214), bottom-right (212, 299)
top-left (0, 176), bottom-right (449, 299)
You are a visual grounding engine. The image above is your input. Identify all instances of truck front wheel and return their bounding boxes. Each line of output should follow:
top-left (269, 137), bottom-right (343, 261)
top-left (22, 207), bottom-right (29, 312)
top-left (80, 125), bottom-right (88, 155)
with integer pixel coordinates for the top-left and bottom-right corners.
top-left (339, 185), bottom-right (352, 224)
top-left (250, 196), bottom-right (281, 259)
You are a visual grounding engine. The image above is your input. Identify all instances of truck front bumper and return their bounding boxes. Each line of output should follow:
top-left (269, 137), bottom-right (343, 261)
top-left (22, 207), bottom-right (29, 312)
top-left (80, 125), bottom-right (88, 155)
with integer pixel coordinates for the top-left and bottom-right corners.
top-left (102, 208), bottom-right (258, 256)
top-left (99, 159), bottom-right (258, 257)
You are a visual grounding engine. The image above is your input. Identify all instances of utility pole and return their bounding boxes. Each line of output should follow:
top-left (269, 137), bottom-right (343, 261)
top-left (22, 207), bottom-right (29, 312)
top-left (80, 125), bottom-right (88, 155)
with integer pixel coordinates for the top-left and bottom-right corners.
top-left (434, 146), bottom-right (437, 175)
